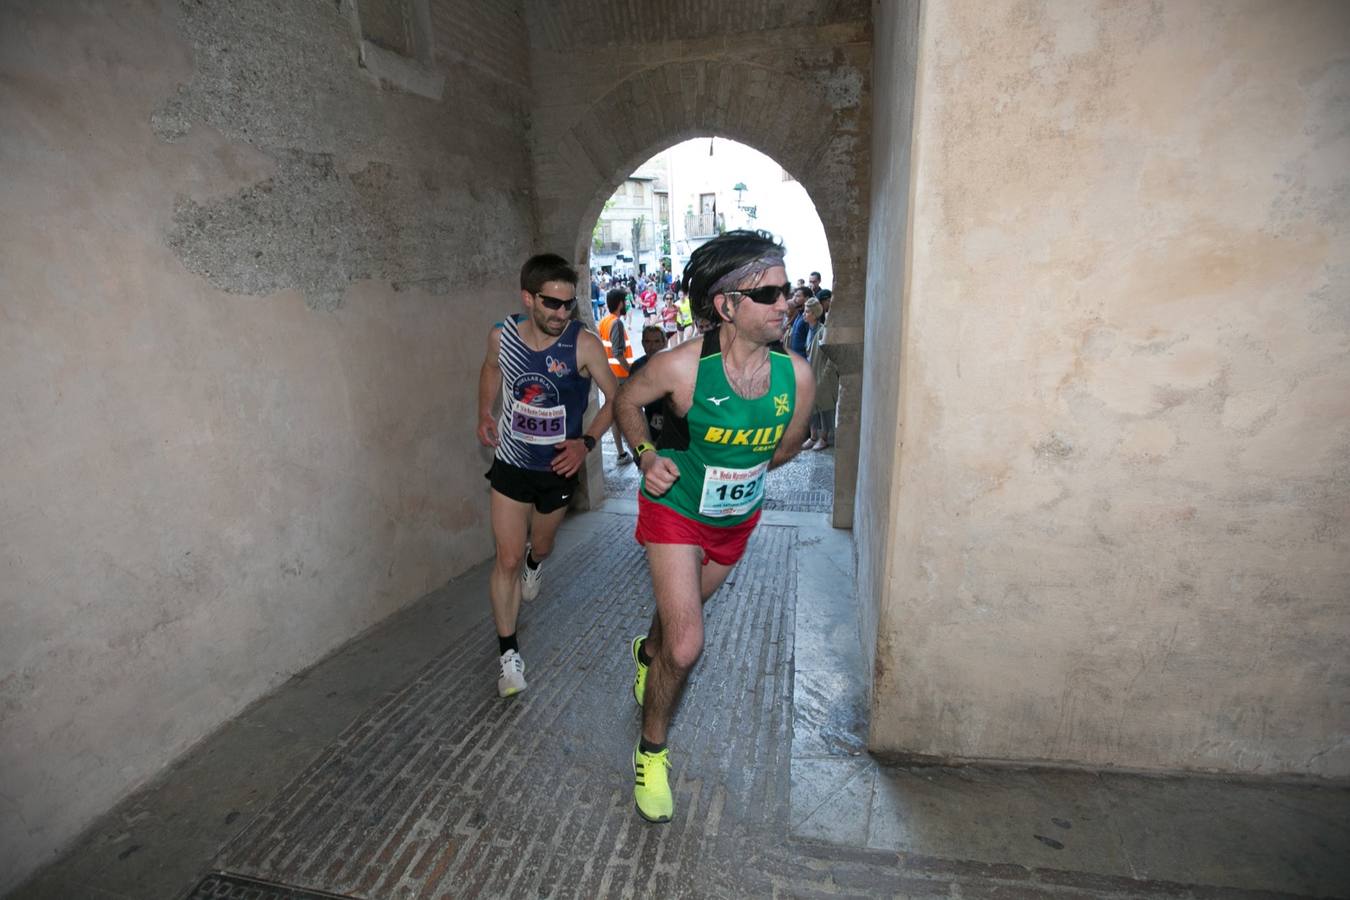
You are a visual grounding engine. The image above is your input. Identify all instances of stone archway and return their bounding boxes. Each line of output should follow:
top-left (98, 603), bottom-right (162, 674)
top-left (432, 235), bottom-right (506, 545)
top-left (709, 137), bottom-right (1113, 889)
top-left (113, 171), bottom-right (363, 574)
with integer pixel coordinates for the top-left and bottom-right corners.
top-left (530, 51), bottom-right (870, 526)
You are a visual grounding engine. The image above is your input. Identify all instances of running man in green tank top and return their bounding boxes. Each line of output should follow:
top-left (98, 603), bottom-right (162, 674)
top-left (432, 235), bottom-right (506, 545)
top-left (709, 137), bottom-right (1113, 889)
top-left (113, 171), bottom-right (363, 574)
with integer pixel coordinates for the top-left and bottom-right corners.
top-left (614, 230), bottom-right (815, 824)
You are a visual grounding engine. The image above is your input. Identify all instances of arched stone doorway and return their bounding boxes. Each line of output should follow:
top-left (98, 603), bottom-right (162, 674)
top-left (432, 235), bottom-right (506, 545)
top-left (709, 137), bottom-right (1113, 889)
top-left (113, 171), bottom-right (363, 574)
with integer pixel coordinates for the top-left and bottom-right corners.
top-left (530, 55), bottom-right (870, 527)
top-left (583, 136), bottom-right (838, 513)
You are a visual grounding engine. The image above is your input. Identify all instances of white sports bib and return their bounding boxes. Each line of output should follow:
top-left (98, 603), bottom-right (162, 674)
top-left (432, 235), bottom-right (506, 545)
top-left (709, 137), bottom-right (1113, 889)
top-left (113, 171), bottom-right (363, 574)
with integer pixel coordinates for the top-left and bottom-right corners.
top-left (698, 462), bottom-right (768, 518)
top-left (509, 403), bottom-right (566, 445)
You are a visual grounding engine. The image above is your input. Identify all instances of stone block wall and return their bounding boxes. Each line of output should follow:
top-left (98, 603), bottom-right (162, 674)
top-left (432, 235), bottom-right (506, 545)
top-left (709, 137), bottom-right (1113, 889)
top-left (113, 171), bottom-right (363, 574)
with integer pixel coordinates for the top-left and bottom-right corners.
top-left (0, 0), bottom-right (534, 889)
top-left (864, 0), bottom-right (1350, 777)
top-left (857, 0), bottom-right (922, 720)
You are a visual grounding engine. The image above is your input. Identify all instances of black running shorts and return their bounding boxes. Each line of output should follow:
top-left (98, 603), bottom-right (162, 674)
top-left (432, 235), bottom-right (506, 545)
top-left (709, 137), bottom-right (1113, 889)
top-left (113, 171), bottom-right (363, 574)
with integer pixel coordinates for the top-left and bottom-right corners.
top-left (486, 459), bottom-right (577, 514)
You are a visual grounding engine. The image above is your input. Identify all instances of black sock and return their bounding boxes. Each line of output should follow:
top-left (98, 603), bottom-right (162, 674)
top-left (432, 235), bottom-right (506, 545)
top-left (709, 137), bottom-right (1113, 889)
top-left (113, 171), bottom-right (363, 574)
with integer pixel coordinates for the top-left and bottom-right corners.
top-left (637, 639), bottom-right (653, 667)
top-left (498, 633), bottom-right (518, 655)
top-left (525, 550), bottom-right (540, 570)
top-left (639, 738), bottom-right (666, 755)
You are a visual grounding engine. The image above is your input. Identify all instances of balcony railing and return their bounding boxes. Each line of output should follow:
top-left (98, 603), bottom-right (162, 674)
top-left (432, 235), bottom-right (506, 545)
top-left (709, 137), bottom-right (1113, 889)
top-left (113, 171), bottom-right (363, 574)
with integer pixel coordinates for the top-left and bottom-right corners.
top-left (685, 212), bottom-right (724, 238)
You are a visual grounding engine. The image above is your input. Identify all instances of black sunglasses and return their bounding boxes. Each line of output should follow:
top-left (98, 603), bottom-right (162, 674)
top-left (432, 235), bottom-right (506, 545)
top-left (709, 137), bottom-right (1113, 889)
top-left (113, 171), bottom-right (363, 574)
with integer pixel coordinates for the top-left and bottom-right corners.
top-left (535, 292), bottom-right (577, 311)
top-left (726, 282), bottom-right (792, 305)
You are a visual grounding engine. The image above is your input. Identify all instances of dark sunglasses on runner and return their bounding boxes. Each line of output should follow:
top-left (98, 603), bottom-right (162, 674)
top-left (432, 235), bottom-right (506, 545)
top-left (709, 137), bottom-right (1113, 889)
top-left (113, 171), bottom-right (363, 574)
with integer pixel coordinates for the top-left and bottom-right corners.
top-left (726, 282), bottom-right (792, 305)
top-left (534, 292), bottom-right (577, 311)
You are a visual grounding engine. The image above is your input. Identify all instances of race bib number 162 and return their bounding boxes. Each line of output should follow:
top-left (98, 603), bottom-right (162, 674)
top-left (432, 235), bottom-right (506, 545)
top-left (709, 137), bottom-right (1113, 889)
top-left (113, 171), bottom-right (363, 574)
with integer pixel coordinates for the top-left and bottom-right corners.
top-left (698, 463), bottom-right (768, 517)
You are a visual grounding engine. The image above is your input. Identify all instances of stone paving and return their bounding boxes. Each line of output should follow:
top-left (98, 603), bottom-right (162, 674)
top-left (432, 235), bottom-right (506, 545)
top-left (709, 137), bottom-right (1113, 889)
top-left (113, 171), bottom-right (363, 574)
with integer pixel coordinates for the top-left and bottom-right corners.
top-left (188, 509), bottom-right (1321, 900)
top-left (12, 470), bottom-right (1350, 899)
top-left (213, 518), bottom-right (799, 898)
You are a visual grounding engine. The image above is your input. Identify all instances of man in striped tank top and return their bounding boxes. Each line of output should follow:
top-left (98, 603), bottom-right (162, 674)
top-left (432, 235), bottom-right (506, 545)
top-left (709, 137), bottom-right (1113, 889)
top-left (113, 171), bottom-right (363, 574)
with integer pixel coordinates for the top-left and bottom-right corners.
top-left (614, 231), bottom-right (816, 823)
top-left (477, 254), bottom-right (620, 698)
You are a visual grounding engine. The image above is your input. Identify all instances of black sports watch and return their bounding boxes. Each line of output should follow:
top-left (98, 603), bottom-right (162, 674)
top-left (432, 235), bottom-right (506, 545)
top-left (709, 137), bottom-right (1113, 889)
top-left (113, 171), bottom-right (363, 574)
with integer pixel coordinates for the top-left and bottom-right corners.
top-left (581, 434), bottom-right (596, 452)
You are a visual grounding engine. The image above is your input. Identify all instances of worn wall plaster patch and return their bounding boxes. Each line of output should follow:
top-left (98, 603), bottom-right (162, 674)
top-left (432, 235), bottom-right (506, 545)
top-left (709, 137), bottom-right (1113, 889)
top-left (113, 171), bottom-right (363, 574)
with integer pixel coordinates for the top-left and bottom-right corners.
top-left (168, 152), bottom-right (529, 310)
top-left (154, 0), bottom-right (533, 309)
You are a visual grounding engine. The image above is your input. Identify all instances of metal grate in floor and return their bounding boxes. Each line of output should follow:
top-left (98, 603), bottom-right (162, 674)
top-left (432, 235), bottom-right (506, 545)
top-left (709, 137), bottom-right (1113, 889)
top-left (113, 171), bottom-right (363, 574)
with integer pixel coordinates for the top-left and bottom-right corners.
top-left (184, 872), bottom-right (357, 899)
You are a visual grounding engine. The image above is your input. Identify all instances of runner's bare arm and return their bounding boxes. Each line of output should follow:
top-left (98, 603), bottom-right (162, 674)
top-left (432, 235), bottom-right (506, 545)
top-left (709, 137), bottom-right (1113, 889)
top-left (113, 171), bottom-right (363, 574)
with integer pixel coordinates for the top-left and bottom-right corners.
top-left (768, 353), bottom-right (816, 470)
top-left (551, 330), bottom-right (617, 477)
top-left (577, 329), bottom-right (617, 439)
top-left (477, 325), bottom-right (503, 447)
top-left (617, 349), bottom-right (681, 495)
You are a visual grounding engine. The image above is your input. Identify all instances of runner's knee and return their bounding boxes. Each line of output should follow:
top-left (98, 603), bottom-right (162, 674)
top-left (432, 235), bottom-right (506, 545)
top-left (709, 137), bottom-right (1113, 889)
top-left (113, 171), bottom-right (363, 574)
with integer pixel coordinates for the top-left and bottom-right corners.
top-left (495, 544), bottom-right (525, 572)
top-left (660, 632), bottom-right (704, 672)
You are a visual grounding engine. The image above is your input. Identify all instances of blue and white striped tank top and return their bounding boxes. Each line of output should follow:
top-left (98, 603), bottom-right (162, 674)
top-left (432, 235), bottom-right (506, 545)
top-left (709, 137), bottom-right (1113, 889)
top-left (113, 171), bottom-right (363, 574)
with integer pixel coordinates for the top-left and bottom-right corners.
top-left (495, 315), bottom-right (591, 471)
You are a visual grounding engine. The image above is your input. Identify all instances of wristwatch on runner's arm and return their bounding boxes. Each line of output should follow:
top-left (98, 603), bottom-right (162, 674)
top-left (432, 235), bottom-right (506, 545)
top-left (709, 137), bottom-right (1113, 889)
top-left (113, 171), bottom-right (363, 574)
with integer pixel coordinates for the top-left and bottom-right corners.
top-left (582, 435), bottom-right (596, 452)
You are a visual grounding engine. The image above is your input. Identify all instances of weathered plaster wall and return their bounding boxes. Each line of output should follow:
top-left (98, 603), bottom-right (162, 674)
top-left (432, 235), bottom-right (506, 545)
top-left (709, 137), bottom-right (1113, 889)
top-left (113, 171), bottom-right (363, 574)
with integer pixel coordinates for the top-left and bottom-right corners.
top-left (522, 0), bottom-right (872, 517)
top-left (868, 0), bottom-right (1350, 776)
top-left (857, 0), bottom-right (921, 713)
top-left (0, 0), bottom-right (533, 888)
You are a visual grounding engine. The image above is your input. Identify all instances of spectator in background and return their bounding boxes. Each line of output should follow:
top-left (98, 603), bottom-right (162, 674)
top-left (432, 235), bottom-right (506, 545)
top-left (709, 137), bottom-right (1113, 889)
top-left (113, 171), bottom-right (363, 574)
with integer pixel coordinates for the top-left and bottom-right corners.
top-left (787, 291), bottom-right (814, 357)
top-left (675, 290), bottom-right (694, 342)
top-left (783, 285), bottom-right (812, 345)
top-left (808, 271), bottom-right (824, 297)
top-left (625, 325), bottom-right (670, 444)
top-left (639, 281), bottom-right (658, 323)
top-left (803, 298), bottom-right (836, 451)
top-left (599, 288), bottom-right (635, 461)
top-left (660, 291), bottom-right (680, 345)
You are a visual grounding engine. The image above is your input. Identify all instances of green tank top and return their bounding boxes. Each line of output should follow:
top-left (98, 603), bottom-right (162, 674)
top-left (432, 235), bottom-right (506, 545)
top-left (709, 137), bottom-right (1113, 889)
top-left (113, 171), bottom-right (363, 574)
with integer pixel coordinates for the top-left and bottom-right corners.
top-left (642, 330), bottom-right (796, 526)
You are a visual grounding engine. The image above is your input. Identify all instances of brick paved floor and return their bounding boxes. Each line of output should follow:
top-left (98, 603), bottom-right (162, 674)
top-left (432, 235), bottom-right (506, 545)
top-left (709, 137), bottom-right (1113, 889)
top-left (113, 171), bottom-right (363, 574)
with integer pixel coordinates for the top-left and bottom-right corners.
top-left (214, 519), bottom-right (800, 899)
top-left (13, 496), bottom-right (1350, 899)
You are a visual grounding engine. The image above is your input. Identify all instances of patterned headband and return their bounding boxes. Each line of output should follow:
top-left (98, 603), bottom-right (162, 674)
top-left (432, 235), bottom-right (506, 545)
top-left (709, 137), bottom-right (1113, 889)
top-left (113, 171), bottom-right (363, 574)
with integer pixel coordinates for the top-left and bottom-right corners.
top-left (707, 254), bottom-right (786, 299)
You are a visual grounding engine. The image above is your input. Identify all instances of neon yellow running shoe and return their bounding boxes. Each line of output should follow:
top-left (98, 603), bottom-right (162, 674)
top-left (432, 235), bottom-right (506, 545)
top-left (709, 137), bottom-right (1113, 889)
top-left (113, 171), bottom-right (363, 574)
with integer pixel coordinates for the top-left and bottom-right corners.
top-left (633, 744), bottom-right (672, 823)
top-left (631, 635), bottom-right (648, 707)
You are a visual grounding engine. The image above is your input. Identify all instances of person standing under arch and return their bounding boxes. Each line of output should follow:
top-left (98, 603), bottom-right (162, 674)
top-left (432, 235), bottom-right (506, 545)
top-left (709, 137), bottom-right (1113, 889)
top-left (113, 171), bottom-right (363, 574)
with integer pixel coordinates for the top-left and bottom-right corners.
top-left (614, 230), bottom-right (815, 824)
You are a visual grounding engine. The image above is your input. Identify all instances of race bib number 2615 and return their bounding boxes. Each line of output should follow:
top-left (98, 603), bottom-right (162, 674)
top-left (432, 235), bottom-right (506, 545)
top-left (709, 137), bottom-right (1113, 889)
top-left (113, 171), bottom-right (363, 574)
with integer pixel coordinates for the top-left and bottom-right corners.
top-left (510, 404), bottom-right (565, 445)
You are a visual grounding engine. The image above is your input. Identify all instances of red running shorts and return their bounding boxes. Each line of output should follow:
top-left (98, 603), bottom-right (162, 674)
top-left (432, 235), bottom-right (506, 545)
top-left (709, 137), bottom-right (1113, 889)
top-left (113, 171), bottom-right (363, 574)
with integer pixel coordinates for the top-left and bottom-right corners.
top-left (635, 492), bottom-right (762, 567)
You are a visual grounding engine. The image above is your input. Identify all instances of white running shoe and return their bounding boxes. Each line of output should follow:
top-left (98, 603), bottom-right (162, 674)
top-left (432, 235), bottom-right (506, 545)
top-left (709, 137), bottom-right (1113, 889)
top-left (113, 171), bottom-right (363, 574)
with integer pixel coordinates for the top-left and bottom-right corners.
top-left (497, 649), bottom-right (527, 698)
top-left (521, 545), bottom-right (543, 601)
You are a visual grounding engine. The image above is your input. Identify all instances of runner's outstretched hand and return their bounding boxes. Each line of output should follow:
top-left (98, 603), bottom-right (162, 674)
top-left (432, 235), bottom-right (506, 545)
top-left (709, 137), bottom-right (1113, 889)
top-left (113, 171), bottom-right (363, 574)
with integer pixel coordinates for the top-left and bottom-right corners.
top-left (639, 452), bottom-right (680, 496)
